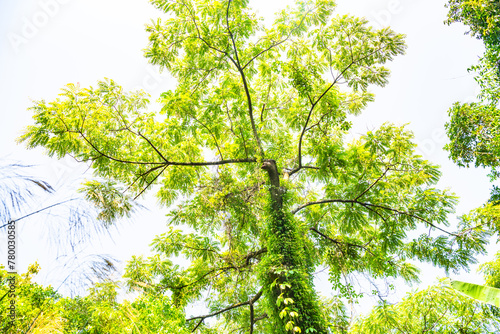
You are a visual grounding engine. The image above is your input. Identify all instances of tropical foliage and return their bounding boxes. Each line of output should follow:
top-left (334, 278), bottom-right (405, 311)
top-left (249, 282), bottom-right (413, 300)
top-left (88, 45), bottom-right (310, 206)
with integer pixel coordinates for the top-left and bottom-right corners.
top-left (0, 163), bottom-right (53, 223)
top-left (451, 279), bottom-right (500, 308)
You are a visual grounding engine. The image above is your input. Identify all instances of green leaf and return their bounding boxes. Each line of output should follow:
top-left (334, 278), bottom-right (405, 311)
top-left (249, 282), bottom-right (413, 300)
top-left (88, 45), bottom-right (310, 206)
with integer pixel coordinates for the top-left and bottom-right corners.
top-left (451, 280), bottom-right (500, 307)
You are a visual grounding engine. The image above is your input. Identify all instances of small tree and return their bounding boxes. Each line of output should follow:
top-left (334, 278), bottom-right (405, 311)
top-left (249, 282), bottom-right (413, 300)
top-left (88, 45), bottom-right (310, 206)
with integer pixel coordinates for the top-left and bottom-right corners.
top-left (0, 264), bottom-right (188, 333)
top-left (20, 0), bottom-right (489, 332)
top-left (351, 280), bottom-right (500, 333)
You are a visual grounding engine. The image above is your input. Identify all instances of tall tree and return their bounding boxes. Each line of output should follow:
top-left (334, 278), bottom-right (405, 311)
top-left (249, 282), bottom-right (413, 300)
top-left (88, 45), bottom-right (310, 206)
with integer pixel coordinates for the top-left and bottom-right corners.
top-left (20, 0), bottom-right (489, 332)
top-left (444, 0), bottom-right (500, 273)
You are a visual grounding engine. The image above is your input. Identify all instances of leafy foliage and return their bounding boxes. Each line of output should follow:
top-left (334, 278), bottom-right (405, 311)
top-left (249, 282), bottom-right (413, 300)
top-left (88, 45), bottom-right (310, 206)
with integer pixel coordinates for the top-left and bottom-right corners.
top-left (480, 250), bottom-right (500, 289)
top-left (0, 264), bottom-right (64, 334)
top-left (79, 180), bottom-right (134, 225)
top-left (0, 265), bottom-right (187, 334)
top-left (446, 0), bottom-right (500, 46)
top-left (445, 102), bottom-right (500, 172)
top-left (451, 279), bottom-right (500, 308)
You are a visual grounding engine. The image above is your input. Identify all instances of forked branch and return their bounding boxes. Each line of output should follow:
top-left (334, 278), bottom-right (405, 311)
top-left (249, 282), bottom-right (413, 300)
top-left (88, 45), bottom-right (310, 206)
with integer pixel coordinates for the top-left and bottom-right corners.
top-left (187, 289), bottom-right (263, 332)
top-left (293, 198), bottom-right (457, 236)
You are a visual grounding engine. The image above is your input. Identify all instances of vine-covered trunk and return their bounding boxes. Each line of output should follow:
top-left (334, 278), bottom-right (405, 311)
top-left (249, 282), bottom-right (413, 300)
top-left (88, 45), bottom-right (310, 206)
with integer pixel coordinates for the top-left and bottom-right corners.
top-left (261, 160), bottom-right (327, 334)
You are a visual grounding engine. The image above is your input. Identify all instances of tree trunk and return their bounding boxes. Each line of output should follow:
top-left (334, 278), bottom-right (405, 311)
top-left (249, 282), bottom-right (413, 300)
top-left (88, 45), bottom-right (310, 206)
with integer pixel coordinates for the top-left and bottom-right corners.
top-left (261, 159), bottom-right (327, 334)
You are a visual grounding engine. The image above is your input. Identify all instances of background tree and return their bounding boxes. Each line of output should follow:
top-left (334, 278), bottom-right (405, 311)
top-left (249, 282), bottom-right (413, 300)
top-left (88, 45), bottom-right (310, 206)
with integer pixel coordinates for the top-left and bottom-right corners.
top-left (0, 159), bottom-right (136, 303)
top-left (57, 280), bottom-right (188, 334)
top-left (349, 3), bottom-right (500, 333)
top-left (351, 3), bottom-right (500, 332)
top-left (0, 264), bottom-right (188, 333)
top-left (0, 263), bottom-right (64, 333)
top-left (350, 279), bottom-right (500, 333)
top-left (444, 0), bottom-right (500, 291)
top-left (445, 0), bottom-right (500, 185)
top-left (20, 0), bottom-right (492, 332)
top-left (351, 239), bottom-right (500, 333)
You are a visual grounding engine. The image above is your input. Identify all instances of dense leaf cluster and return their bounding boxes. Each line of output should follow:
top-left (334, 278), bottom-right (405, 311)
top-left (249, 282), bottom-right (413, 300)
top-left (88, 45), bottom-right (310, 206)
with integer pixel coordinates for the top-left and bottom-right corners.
top-left (0, 265), bottom-right (188, 333)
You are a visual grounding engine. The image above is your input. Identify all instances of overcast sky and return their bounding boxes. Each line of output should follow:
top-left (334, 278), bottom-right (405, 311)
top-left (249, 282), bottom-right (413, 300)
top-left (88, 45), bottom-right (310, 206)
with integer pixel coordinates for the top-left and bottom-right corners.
top-left (0, 0), bottom-right (494, 314)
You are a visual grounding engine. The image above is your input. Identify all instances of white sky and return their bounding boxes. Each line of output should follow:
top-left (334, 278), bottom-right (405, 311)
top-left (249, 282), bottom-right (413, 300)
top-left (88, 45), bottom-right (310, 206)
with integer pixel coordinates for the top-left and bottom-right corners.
top-left (0, 0), bottom-right (495, 317)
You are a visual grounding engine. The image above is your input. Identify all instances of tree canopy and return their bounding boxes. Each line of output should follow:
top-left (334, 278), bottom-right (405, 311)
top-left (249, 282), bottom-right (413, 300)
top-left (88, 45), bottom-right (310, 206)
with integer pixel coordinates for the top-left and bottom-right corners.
top-left (19, 0), bottom-right (497, 332)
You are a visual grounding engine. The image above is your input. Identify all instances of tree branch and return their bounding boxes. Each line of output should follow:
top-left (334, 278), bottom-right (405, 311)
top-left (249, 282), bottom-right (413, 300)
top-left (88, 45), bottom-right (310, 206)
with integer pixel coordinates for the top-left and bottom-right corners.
top-left (78, 131), bottom-right (257, 168)
top-left (186, 112), bottom-right (225, 160)
top-left (292, 198), bottom-right (356, 214)
top-left (169, 248), bottom-right (266, 292)
top-left (357, 202), bottom-right (457, 236)
top-left (133, 165), bottom-right (168, 200)
top-left (181, 0), bottom-right (234, 62)
top-left (187, 289), bottom-right (263, 332)
top-left (241, 6), bottom-right (317, 71)
top-left (293, 199), bottom-right (457, 236)
top-left (289, 61), bottom-right (356, 176)
top-left (354, 167), bottom-right (390, 201)
top-left (244, 248), bottom-right (267, 266)
top-left (289, 42), bottom-right (394, 177)
top-left (310, 227), bottom-right (377, 257)
top-left (249, 302), bottom-right (255, 334)
top-left (167, 158), bottom-right (257, 167)
top-left (226, 0), bottom-right (264, 158)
